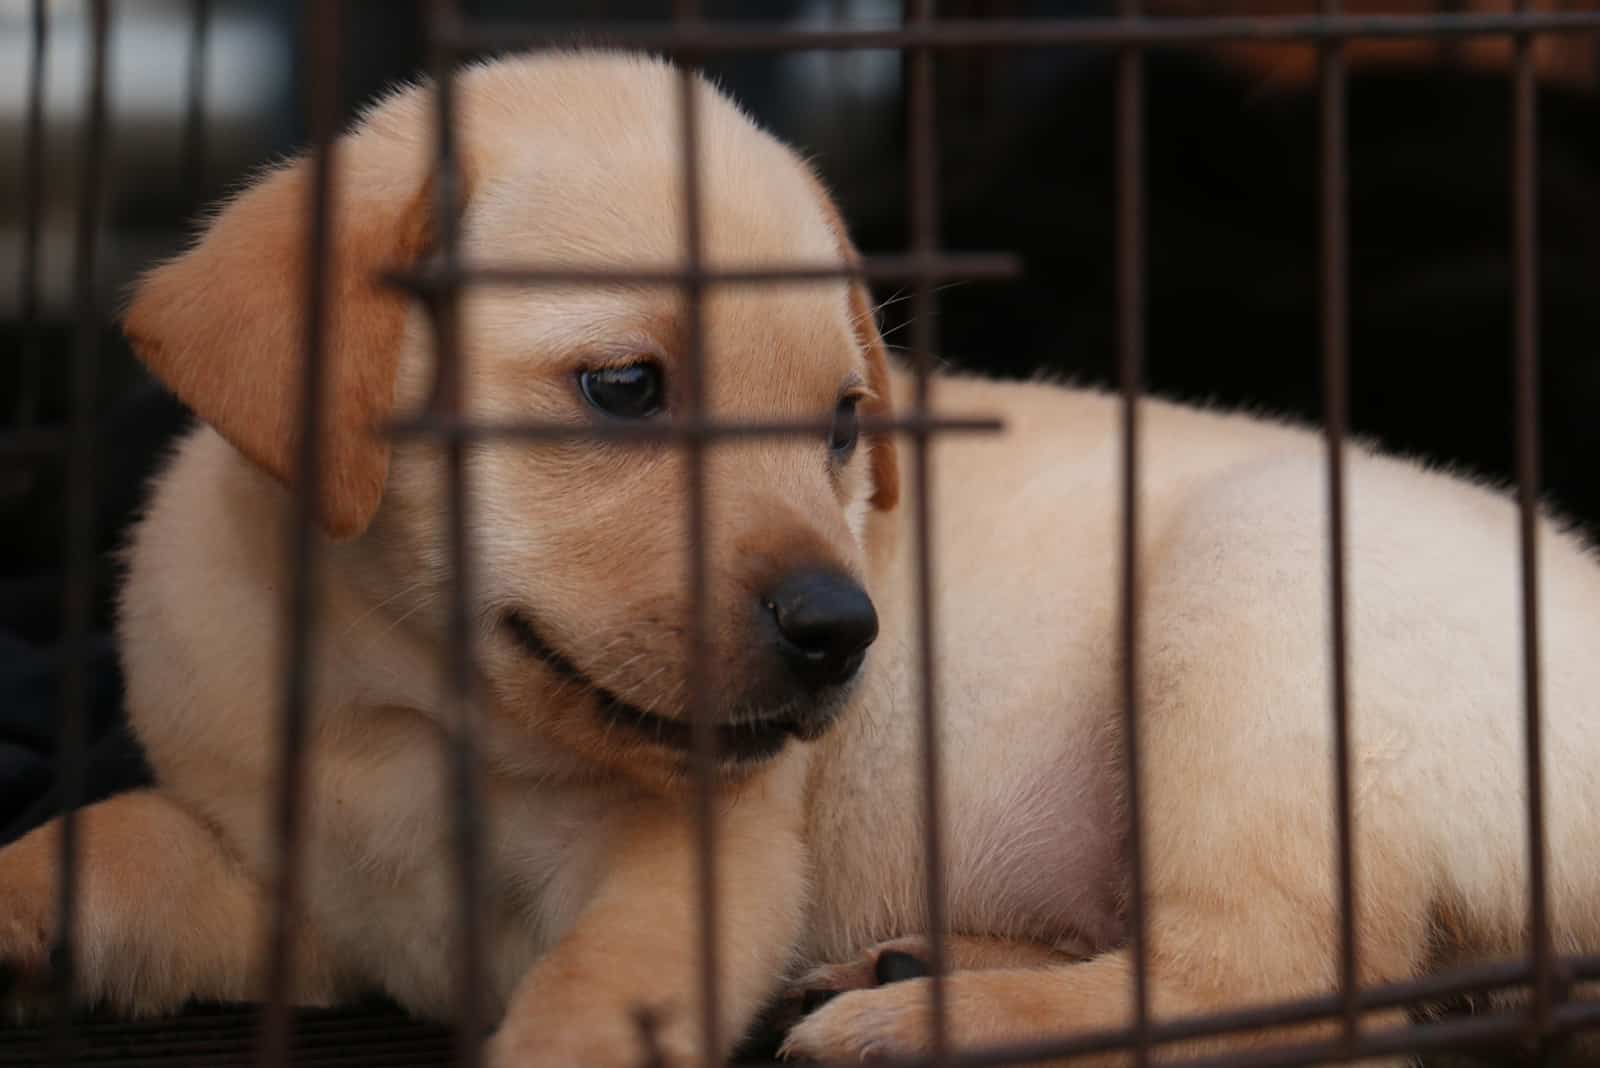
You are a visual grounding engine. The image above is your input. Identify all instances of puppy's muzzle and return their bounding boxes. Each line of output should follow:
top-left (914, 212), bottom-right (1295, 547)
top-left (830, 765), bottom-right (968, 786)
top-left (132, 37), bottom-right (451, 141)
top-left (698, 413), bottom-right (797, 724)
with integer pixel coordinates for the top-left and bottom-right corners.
top-left (503, 570), bottom-right (875, 766)
top-left (763, 569), bottom-right (878, 700)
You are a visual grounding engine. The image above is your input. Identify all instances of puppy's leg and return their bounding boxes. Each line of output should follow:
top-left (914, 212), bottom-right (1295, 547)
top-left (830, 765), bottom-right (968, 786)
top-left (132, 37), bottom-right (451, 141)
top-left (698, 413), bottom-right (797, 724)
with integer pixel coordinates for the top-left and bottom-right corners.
top-left (787, 680), bottom-right (1426, 1066)
top-left (782, 891), bottom-right (1419, 1067)
top-left (0, 789), bottom-right (337, 1018)
top-left (768, 934), bottom-right (1077, 1035)
top-left (489, 758), bottom-right (810, 1068)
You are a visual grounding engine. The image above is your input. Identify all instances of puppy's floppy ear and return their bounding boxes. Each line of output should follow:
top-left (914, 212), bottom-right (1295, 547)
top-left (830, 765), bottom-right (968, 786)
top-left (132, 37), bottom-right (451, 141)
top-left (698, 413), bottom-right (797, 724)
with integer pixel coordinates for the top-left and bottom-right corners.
top-left (803, 169), bottom-right (901, 513)
top-left (123, 91), bottom-right (446, 540)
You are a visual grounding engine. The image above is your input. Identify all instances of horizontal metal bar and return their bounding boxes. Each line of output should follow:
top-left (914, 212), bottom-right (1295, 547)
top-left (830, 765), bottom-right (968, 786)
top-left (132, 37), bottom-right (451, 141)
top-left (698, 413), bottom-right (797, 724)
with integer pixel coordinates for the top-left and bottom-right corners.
top-left (381, 252), bottom-right (1021, 294)
top-left (386, 412), bottom-right (1005, 444)
top-left (1159, 1001), bottom-right (1600, 1068)
top-left (446, 12), bottom-right (1600, 55)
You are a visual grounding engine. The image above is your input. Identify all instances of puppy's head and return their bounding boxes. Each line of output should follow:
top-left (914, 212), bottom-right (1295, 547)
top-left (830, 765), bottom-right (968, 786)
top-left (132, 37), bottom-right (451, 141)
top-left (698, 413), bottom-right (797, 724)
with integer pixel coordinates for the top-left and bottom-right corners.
top-left (124, 52), bottom-right (900, 788)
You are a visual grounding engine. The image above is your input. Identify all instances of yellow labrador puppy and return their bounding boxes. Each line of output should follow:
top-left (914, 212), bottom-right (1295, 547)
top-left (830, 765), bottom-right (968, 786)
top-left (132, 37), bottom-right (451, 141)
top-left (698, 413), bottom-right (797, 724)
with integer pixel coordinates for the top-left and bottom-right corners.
top-left (2, 50), bottom-right (1599, 1068)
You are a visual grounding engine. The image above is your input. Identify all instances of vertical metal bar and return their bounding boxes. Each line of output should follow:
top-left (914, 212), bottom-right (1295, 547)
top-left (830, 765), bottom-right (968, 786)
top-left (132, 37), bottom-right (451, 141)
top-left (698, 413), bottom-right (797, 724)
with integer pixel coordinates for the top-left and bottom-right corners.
top-left (1440, 0), bottom-right (1469, 72)
top-left (183, 0), bottom-right (213, 207)
top-left (257, 2), bottom-right (340, 1065)
top-left (52, 1), bottom-right (109, 1062)
top-left (16, 0), bottom-right (48, 429)
top-left (1510, 0), bottom-right (1552, 1044)
top-left (672, 5), bottom-right (722, 1065)
top-left (1318, 0), bottom-right (1358, 1050)
top-left (1115, 0), bottom-right (1150, 1062)
top-left (424, 3), bottom-right (488, 1066)
top-left (903, 0), bottom-right (949, 1060)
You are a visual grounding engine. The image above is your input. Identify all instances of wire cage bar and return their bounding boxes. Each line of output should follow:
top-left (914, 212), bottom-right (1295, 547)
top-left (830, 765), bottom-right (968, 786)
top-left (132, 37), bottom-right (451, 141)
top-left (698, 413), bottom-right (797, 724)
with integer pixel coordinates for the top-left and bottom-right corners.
top-left (52, 2), bottom-right (110, 1065)
top-left (13, 0), bottom-right (1600, 1066)
top-left (1316, 0), bottom-right (1358, 1051)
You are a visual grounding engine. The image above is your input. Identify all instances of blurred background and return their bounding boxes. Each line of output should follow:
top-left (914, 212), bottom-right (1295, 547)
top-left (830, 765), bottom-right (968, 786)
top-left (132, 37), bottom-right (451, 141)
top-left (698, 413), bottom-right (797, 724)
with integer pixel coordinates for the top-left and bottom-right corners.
top-left (2, 1), bottom-right (1599, 844)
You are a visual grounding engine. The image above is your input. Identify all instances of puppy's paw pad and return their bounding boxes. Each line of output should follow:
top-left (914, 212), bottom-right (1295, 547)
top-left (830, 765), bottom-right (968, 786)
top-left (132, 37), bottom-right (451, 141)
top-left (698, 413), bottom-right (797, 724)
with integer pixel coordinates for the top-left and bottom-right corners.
top-left (791, 937), bottom-right (934, 1001)
top-left (774, 939), bottom-right (935, 1038)
top-left (872, 950), bottom-right (931, 985)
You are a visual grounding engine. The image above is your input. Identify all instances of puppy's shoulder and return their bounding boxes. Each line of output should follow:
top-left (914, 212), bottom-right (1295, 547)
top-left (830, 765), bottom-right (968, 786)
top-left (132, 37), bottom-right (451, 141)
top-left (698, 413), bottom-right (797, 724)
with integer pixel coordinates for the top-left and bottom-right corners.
top-left (121, 423), bottom-right (289, 600)
top-left (118, 426), bottom-right (291, 755)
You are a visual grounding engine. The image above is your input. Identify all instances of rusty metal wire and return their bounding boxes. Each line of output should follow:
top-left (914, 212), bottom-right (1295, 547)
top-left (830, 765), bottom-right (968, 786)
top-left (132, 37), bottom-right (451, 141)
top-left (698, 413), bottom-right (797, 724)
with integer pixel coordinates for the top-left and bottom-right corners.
top-left (445, 11), bottom-right (1600, 53)
top-left (666, 4), bottom-right (729, 1064)
top-left (27, 1), bottom-right (1600, 1066)
top-left (1114, 0), bottom-right (1151, 1064)
top-left (256, 2), bottom-right (341, 1065)
top-left (50, 0), bottom-right (109, 1063)
top-left (422, 2), bottom-right (490, 1066)
top-left (381, 252), bottom-right (1020, 291)
top-left (1510, 0), bottom-right (1555, 1047)
top-left (901, 1), bottom-right (952, 1063)
top-left (183, 0), bottom-right (213, 207)
top-left (14, 0), bottom-right (48, 432)
top-left (1317, 0), bottom-right (1358, 1052)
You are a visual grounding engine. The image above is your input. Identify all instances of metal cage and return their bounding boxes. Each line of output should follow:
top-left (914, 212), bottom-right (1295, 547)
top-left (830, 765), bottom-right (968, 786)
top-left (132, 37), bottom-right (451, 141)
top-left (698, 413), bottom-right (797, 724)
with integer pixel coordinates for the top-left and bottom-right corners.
top-left (8, 0), bottom-right (1600, 1065)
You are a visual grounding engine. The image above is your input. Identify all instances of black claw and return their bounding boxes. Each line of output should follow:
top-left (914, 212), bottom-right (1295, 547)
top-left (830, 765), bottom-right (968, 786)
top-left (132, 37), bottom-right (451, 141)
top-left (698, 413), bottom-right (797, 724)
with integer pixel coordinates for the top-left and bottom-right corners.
top-left (873, 950), bottom-right (931, 985)
top-left (0, 961), bottom-right (16, 999)
top-left (800, 988), bottom-right (840, 1014)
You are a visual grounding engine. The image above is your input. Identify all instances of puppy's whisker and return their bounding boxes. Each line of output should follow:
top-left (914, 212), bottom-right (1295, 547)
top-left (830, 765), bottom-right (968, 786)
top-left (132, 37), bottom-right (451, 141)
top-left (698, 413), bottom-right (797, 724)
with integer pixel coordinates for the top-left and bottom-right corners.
top-left (341, 578), bottom-right (433, 641)
top-left (853, 286), bottom-right (907, 330)
top-left (349, 591), bottom-right (441, 662)
top-left (379, 593), bottom-right (439, 636)
top-left (850, 281), bottom-right (969, 335)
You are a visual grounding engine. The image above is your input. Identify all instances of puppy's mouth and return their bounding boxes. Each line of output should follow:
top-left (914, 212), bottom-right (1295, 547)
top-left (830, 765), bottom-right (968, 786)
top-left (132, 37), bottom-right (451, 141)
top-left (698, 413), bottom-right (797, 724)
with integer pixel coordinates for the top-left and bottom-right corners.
top-left (502, 610), bottom-right (826, 765)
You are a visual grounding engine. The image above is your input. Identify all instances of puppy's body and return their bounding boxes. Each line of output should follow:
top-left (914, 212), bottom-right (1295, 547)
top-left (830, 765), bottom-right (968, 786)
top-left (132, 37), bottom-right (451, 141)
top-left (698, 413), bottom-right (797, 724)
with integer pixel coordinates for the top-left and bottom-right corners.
top-left (3, 49), bottom-right (1599, 1068)
top-left (791, 370), bottom-right (1600, 1058)
top-left (812, 369), bottom-right (1600, 964)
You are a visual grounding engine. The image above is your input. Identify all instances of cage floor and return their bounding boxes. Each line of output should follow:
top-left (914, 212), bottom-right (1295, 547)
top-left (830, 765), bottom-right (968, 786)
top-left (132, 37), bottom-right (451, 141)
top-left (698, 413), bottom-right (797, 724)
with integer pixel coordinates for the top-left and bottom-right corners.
top-left (0, 1003), bottom-right (454, 1066)
top-left (0, 1003), bottom-right (1569, 1067)
top-left (0, 1001), bottom-right (793, 1066)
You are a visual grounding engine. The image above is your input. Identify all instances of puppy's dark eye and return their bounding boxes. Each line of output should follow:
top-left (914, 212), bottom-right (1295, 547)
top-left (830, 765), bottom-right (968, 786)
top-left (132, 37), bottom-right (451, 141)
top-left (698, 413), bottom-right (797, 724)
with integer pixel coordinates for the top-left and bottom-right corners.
top-left (830, 396), bottom-right (860, 462)
top-left (578, 362), bottom-right (665, 419)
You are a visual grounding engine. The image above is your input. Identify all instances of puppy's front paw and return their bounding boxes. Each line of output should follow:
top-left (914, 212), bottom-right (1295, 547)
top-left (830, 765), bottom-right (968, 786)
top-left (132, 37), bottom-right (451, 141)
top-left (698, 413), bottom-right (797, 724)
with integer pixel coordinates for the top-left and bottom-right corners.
top-left (797, 940), bottom-right (933, 998)
top-left (780, 967), bottom-right (1048, 1064)
top-left (780, 980), bottom-right (939, 1062)
top-left (770, 938), bottom-right (934, 1037)
top-left (0, 866), bottom-right (59, 1022)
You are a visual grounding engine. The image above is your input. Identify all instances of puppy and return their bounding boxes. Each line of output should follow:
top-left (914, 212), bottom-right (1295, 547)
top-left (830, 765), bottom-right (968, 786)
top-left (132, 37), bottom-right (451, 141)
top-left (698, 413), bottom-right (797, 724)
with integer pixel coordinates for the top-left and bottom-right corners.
top-left (0, 51), bottom-right (893, 1068)
top-left (3, 49), bottom-right (1600, 1068)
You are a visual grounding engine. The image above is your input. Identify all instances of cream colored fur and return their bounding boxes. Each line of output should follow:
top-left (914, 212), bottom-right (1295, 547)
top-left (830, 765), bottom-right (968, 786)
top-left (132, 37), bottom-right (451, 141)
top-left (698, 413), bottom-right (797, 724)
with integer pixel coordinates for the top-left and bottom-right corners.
top-left (1, 50), bottom-right (1597, 1068)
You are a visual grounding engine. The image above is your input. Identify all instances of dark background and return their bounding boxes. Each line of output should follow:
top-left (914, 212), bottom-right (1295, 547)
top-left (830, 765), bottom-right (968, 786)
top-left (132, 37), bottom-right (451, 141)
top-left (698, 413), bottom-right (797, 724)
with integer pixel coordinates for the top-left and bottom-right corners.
top-left (3, 1), bottom-right (1598, 848)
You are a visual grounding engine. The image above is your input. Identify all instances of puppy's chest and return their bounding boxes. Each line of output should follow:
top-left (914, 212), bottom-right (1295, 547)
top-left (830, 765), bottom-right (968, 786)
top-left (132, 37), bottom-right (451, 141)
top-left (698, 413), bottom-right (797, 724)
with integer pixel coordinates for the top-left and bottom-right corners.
top-left (803, 640), bottom-right (1127, 962)
top-left (311, 757), bottom-right (611, 1014)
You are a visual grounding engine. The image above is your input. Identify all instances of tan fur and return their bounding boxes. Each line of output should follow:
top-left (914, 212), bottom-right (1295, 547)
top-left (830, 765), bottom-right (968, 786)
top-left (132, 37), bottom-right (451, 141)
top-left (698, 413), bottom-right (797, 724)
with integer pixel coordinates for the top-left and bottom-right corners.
top-left (3, 49), bottom-right (1600, 1068)
top-left (784, 372), bottom-right (1600, 1065)
top-left (0, 791), bottom-right (339, 1019)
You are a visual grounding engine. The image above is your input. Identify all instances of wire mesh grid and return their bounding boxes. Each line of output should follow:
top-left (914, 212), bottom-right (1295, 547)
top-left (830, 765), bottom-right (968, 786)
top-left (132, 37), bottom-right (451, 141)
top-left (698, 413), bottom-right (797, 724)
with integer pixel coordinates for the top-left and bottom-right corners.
top-left (12, 0), bottom-right (1600, 1066)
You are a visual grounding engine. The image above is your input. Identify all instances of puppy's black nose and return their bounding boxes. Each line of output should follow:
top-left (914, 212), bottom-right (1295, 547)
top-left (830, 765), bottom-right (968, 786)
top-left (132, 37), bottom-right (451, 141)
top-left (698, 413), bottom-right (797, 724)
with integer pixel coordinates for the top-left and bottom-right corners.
top-left (766, 570), bottom-right (878, 690)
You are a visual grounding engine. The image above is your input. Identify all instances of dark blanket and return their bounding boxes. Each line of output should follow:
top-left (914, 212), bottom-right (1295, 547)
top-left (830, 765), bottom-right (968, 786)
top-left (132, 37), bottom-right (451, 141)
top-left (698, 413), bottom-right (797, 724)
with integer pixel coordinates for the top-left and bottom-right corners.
top-left (0, 363), bottom-right (184, 846)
